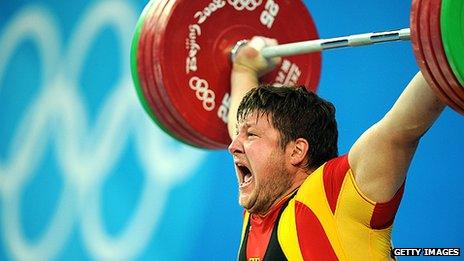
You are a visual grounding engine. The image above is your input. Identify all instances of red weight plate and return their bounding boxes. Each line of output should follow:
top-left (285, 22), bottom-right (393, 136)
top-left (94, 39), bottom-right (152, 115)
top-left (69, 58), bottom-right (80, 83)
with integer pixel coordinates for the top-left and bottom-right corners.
top-left (137, 1), bottom-right (195, 143)
top-left (146, 0), bottom-right (224, 148)
top-left (152, 4), bottom-right (226, 149)
top-left (411, 0), bottom-right (464, 114)
top-left (139, 0), bottom-right (215, 147)
top-left (132, 0), bottom-right (172, 134)
top-left (155, 0), bottom-right (322, 149)
top-left (141, 1), bottom-right (207, 147)
top-left (429, 0), bottom-right (464, 110)
top-left (152, 1), bottom-right (222, 149)
top-left (133, 1), bottom-right (187, 138)
top-left (421, 0), bottom-right (464, 112)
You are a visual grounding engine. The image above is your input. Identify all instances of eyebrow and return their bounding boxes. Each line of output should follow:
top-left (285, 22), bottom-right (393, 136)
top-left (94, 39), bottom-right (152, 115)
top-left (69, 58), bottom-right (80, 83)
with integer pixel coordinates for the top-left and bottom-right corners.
top-left (237, 121), bottom-right (257, 129)
top-left (235, 123), bottom-right (254, 135)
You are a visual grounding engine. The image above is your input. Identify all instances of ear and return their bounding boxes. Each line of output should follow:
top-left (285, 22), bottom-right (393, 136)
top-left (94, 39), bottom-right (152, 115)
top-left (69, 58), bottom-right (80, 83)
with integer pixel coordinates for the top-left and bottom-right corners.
top-left (288, 138), bottom-right (309, 166)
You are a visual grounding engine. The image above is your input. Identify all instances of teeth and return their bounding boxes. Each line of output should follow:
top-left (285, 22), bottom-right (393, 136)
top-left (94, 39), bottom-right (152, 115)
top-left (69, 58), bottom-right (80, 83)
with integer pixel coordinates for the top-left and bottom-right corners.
top-left (236, 162), bottom-right (252, 186)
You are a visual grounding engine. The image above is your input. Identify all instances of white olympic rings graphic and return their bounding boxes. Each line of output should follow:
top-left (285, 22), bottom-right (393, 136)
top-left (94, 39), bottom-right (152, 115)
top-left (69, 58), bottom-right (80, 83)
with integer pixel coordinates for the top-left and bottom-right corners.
top-left (189, 76), bottom-right (216, 111)
top-left (0, 1), bottom-right (206, 260)
top-left (227, 0), bottom-right (263, 11)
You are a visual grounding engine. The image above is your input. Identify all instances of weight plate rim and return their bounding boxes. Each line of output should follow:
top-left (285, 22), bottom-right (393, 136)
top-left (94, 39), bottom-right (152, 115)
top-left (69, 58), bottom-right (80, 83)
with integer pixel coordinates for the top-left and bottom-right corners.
top-left (411, 0), bottom-right (464, 114)
top-left (131, 0), bottom-right (174, 134)
top-left (429, 0), bottom-right (464, 102)
top-left (421, 0), bottom-right (464, 111)
top-left (134, 0), bottom-right (211, 148)
top-left (441, 0), bottom-right (464, 86)
top-left (149, 0), bottom-right (225, 148)
top-left (144, 0), bottom-right (222, 148)
top-left (154, 0), bottom-right (240, 148)
top-left (140, 0), bottom-right (202, 146)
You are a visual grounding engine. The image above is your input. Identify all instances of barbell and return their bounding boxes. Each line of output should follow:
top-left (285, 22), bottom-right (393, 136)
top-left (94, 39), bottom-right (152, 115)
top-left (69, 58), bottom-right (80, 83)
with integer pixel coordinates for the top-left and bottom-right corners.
top-left (131, 0), bottom-right (464, 149)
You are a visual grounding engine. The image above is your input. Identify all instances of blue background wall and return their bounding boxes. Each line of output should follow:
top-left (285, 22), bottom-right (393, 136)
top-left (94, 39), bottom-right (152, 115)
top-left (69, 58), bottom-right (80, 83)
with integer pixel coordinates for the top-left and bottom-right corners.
top-left (0, 0), bottom-right (462, 260)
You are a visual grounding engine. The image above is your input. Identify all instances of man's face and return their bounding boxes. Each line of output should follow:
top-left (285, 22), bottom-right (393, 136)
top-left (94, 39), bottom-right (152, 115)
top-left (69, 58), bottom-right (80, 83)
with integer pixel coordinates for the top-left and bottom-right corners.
top-left (228, 111), bottom-right (292, 215)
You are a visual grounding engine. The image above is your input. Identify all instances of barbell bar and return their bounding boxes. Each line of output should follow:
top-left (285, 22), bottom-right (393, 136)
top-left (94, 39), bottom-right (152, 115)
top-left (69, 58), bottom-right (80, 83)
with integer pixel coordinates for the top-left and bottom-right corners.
top-left (261, 28), bottom-right (411, 58)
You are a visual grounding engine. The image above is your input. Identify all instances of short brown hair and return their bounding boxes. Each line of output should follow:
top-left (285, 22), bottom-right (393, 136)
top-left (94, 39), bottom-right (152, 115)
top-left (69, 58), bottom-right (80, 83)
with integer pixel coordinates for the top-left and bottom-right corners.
top-left (237, 84), bottom-right (338, 169)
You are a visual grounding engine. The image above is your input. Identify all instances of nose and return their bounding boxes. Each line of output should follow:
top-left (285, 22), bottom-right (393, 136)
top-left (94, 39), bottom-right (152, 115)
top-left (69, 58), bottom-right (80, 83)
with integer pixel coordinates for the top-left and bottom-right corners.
top-left (228, 135), bottom-right (244, 155)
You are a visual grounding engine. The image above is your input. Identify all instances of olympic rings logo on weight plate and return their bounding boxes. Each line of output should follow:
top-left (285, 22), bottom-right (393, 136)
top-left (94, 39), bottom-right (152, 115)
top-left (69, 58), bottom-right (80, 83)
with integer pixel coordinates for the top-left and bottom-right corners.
top-left (189, 76), bottom-right (216, 111)
top-left (0, 2), bottom-right (206, 261)
top-left (227, 0), bottom-right (263, 11)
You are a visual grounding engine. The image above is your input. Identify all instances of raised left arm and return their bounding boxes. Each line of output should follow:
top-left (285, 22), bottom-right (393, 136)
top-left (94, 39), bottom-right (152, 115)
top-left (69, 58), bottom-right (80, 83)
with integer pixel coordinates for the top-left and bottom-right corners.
top-left (227, 37), bottom-right (281, 139)
top-left (349, 72), bottom-right (445, 202)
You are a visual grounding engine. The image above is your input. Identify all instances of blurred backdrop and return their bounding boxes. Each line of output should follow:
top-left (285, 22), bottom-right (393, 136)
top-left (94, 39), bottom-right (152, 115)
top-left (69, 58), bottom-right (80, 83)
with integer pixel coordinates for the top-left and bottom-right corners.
top-left (0, 0), bottom-right (463, 260)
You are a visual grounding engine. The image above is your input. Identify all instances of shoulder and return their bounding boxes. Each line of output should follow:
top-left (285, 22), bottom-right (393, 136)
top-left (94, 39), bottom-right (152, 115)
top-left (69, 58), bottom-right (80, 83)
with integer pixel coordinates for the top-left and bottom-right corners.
top-left (299, 155), bottom-right (351, 194)
top-left (295, 155), bottom-right (350, 212)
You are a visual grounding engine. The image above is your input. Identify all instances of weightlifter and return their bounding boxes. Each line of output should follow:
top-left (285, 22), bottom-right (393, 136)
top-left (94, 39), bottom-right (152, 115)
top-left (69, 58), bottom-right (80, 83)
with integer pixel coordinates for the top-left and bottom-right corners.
top-left (227, 36), bottom-right (444, 260)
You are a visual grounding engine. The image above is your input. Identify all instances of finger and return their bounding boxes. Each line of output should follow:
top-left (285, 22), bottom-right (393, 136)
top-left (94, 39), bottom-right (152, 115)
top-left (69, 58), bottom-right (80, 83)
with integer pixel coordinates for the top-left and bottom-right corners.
top-left (249, 36), bottom-right (267, 51)
top-left (263, 37), bottom-right (278, 47)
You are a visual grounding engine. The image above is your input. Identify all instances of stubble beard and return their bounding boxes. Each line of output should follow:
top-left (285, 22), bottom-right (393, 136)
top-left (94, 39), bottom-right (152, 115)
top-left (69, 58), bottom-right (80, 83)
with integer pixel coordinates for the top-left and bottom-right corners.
top-left (244, 159), bottom-right (293, 215)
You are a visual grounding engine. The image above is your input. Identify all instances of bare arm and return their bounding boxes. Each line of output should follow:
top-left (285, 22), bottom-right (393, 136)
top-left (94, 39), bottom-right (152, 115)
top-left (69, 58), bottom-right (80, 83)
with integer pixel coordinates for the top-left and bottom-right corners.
top-left (227, 37), bottom-right (281, 138)
top-left (349, 72), bottom-right (445, 202)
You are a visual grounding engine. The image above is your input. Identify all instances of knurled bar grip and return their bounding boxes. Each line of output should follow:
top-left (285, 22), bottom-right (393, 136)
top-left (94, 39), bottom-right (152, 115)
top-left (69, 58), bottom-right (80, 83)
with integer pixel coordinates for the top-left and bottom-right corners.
top-left (261, 28), bottom-right (411, 58)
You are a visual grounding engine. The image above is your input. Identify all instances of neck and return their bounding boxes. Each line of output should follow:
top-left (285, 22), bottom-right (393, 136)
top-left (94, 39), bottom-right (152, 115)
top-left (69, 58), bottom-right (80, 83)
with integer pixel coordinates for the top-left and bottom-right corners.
top-left (256, 168), bottom-right (313, 217)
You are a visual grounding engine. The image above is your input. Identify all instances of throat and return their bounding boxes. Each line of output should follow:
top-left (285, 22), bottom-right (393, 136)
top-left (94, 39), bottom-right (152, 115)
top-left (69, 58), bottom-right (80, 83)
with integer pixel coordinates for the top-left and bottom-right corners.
top-left (245, 193), bottom-right (290, 260)
top-left (256, 187), bottom-right (299, 217)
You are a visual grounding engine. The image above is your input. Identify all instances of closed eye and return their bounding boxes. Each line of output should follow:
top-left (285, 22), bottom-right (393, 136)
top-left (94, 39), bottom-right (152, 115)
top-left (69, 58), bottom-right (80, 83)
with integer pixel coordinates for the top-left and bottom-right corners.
top-left (246, 132), bottom-right (257, 137)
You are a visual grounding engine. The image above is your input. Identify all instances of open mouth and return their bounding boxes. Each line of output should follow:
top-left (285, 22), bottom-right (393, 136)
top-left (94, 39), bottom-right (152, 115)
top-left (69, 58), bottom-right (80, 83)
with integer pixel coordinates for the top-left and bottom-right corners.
top-left (237, 164), bottom-right (253, 187)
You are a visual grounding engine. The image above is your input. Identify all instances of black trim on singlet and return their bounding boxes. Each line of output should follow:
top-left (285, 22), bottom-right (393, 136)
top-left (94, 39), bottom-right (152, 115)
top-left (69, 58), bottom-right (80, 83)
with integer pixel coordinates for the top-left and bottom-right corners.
top-left (238, 192), bottom-right (297, 261)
